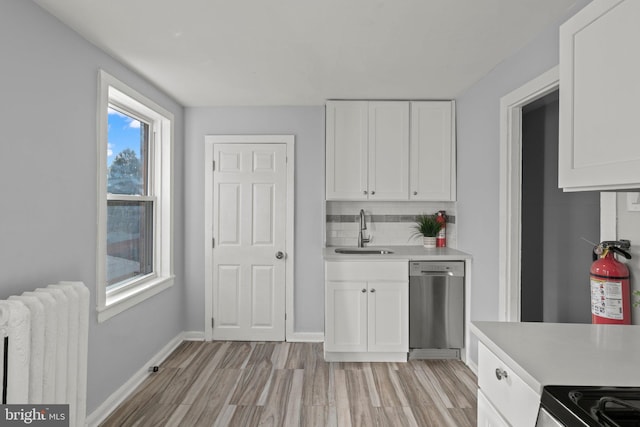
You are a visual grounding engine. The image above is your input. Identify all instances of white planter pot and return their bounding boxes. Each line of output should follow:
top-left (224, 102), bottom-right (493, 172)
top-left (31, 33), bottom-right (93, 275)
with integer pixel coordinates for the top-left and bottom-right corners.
top-left (423, 236), bottom-right (436, 248)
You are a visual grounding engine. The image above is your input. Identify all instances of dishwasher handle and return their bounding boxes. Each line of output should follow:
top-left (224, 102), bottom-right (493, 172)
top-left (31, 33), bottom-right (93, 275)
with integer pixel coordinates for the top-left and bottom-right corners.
top-left (417, 271), bottom-right (455, 277)
top-left (409, 261), bottom-right (465, 277)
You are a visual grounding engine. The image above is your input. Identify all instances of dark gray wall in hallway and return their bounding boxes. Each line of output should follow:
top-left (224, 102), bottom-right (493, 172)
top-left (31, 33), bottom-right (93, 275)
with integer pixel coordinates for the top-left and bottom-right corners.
top-left (521, 99), bottom-right (546, 322)
top-left (521, 93), bottom-right (599, 323)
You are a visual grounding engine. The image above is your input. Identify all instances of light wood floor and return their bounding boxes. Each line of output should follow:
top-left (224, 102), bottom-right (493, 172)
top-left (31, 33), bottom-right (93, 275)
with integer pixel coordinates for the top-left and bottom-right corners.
top-left (101, 341), bottom-right (477, 427)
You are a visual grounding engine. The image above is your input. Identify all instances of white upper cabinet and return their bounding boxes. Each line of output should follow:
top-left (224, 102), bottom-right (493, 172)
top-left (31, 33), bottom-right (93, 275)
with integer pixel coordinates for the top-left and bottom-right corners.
top-left (326, 100), bottom-right (409, 200)
top-left (326, 100), bottom-right (455, 200)
top-left (368, 102), bottom-right (410, 200)
top-left (325, 101), bottom-right (368, 199)
top-left (410, 101), bottom-right (456, 201)
top-left (559, 0), bottom-right (640, 191)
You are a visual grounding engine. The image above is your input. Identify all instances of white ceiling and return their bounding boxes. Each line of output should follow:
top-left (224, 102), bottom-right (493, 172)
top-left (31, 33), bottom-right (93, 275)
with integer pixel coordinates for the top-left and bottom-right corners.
top-left (33, 0), bottom-right (578, 107)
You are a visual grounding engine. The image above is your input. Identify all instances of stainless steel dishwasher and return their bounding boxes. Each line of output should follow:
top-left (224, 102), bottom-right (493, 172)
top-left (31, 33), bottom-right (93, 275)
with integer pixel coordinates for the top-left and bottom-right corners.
top-left (409, 261), bottom-right (464, 359)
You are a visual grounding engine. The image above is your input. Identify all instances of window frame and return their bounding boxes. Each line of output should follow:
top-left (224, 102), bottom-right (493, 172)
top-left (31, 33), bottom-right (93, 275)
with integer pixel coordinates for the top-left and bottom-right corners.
top-left (97, 70), bottom-right (174, 323)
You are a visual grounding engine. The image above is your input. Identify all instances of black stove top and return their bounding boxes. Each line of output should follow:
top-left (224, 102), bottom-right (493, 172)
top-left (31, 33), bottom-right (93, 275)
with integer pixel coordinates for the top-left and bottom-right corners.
top-left (542, 386), bottom-right (640, 427)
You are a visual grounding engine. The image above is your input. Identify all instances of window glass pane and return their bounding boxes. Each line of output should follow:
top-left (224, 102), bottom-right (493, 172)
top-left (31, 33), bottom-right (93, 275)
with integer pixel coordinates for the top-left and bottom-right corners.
top-left (107, 200), bottom-right (153, 289)
top-left (107, 107), bottom-right (149, 195)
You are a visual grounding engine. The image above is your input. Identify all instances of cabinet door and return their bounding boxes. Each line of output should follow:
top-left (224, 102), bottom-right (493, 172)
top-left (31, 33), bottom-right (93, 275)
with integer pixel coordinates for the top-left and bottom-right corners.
top-left (559, 0), bottom-right (640, 191)
top-left (368, 102), bottom-right (409, 200)
top-left (367, 281), bottom-right (408, 353)
top-left (410, 101), bottom-right (456, 201)
top-left (477, 390), bottom-right (510, 427)
top-left (325, 281), bottom-right (368, 352)
top-left (326, 101), bottom-right (368, 200)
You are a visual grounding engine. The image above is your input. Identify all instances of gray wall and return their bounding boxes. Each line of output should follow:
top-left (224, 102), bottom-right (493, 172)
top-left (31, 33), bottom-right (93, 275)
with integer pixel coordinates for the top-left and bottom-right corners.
top-left (0, 0), bottom-right (186, 413)
top-left (184, 107), bottom-right (326, 333)
top-left (456, 0), bottom-right (591, 364)
top-left (521, 96), bottom-right (599, 323)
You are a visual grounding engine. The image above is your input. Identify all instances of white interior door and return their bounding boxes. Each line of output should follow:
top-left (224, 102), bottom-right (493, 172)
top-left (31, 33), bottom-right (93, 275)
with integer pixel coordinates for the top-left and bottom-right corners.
top-left (212, 143), bottom-right (287, 341)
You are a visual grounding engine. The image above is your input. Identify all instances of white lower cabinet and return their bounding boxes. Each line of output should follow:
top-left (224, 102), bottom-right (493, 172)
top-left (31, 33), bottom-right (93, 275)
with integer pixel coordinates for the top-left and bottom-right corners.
top-left (477, 390), bottom-right (509, 427)
top-left (477, 342), bottom-right (540, 426)
top-left (325, 280), bottom-right (368, 352)
top-left (324, 261), bottom-right (408, 362)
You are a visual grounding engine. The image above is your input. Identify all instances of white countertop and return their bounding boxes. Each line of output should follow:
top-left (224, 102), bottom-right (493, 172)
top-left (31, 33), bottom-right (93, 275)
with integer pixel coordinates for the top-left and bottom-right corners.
top-left (471, 321), bottom-right (640, 394)
top-left (323, 245), bottom-right (471, 261)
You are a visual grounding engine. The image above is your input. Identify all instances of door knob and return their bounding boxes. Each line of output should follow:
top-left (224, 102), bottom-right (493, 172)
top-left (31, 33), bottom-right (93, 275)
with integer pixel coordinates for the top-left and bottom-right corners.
top-left (370, 288), bottom-right (376, 293)
top-left (361, 288), bottom-right (367, 293)
top-left (413, 191), bottom-right (418, 195)
top-left (276, 251), bottom-right (284, 259)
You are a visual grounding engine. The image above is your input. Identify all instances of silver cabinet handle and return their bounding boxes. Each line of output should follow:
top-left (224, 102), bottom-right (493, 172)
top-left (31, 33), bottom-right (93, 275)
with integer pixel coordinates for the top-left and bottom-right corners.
top-left (361, 288), bottom-right (367, 293)
top-left (276, 251), bottom-right (284, 259)
top-left (371, 191), bottom-right (375, 195)
top-left (495, 368), bottom-right (508, 381)
top-left (413, 191), bottom-right (418, 195)
top-left (370, 288), bottom-right (376, 293)
top-left (363, 190), bottom-right (368, 195)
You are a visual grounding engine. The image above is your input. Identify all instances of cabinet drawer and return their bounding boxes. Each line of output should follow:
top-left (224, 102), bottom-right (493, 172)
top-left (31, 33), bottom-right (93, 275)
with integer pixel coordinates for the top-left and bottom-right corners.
top-left (478, 342), bottom-right (539, 426)
top-left (477, 389), bottom-right (509, 427)
top-left (326, 261), bottom-right (408, 281)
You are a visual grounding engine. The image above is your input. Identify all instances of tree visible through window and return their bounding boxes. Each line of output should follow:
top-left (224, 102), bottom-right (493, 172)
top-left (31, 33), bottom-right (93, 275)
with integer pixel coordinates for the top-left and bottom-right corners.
top-left (109, 148), bottom-right (142, 194)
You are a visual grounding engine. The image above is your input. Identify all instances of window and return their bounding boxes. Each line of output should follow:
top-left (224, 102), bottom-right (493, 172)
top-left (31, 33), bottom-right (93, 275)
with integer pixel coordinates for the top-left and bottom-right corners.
top-left (97, 70), bottom-right (174, 322)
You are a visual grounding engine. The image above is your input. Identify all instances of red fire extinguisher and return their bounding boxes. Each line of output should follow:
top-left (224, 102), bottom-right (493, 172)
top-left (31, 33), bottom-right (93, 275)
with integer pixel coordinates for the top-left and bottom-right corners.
top-left (590, 240), bottom-right (632, 325)
top-left (436, 210), bottom-right (446, 248)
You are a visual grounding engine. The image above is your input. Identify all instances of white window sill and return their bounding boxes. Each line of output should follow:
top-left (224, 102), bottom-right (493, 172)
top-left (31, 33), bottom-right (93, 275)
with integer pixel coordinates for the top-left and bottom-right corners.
top-left (97, 275), bottom-right (174, 323)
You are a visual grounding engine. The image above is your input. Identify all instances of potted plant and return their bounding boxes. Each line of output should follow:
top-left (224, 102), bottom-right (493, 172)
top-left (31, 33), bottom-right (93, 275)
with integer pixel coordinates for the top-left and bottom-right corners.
top-left (411, 214), bottom-right (442, 248)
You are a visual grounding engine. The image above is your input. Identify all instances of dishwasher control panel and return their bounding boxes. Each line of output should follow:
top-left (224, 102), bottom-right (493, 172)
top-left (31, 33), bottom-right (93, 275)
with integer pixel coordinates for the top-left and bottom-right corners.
top-left (409, 261), bottom-right (464, 276)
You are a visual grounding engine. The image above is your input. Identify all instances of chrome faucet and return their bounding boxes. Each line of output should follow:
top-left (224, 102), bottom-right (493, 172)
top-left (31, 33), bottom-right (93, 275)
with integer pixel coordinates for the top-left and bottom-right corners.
top-left (358, 209), bottom-right (370, 248)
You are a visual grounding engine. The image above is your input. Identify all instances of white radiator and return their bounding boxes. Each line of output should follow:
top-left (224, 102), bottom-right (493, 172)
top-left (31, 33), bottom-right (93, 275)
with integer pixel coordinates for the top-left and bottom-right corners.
top-left (0, 281), bottom-right (89, 427)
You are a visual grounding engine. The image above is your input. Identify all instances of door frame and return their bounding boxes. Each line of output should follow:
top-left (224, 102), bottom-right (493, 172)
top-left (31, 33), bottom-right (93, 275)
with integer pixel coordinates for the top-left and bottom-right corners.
top-left (204, 135), bottom-right (295, 340)
top-left (499, 67), bottom-right (616, 321)
top-left (499, 67), bottom-right (559, 322)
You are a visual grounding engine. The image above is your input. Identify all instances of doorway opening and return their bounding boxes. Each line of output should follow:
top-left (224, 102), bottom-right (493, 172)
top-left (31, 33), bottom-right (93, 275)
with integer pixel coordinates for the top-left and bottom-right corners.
top-left (520, 91), bottom-right (599, 323)
top-left (499, 68), bottom-right (605, 322)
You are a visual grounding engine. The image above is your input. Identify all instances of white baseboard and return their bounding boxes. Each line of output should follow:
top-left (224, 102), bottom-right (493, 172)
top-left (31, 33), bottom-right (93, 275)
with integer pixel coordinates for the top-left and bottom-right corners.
top-left (466, 359), bottom-right (478, 376)
top-left (182, 330), bottom-right (205, 341)
top-left (287, 332), bottom-right (324, 342)
top-left (85, 331), bottom-right (188, 427)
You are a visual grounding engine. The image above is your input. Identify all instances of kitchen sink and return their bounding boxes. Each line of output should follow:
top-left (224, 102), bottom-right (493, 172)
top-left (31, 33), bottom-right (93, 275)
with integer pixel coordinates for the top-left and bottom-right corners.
top-left (334, 248), bottom-right (394, 255)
